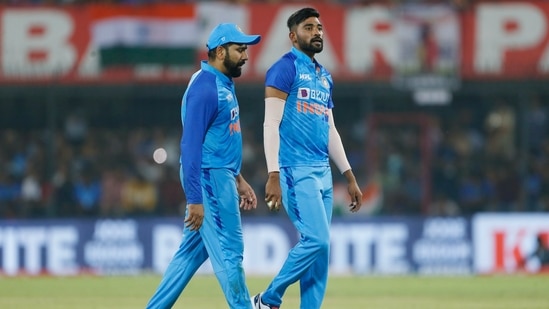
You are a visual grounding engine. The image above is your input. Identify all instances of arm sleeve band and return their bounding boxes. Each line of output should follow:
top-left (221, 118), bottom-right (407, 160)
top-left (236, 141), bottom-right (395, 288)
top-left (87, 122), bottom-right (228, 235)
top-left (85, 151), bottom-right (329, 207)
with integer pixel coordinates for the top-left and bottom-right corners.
top-left (328, 109), bottom-right (352, 174)
top-left (263, 97), bottom-right (285, 173)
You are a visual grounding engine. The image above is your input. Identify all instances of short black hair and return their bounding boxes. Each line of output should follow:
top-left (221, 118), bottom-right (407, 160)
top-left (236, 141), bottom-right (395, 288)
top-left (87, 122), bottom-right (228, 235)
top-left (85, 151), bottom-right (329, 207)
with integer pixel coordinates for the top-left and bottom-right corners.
top-left (207, 43), bottom-right (230, 60)
top-left (287, 7), bottom-right (320, 31)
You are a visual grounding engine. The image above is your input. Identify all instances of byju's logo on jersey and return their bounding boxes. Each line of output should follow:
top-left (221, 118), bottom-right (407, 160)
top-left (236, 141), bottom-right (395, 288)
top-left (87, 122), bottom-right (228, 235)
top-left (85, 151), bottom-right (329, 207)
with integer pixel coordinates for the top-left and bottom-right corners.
top-left (299, 74), bottom-right (312, 81)
top-left (229, 107), bottom-right (241, 135)
top-left (230, 106), bottom-right (239, 120)
top-left (298, 87), bottom-right (330, 103)
top-left (297, 88), bottom-right (310, 99)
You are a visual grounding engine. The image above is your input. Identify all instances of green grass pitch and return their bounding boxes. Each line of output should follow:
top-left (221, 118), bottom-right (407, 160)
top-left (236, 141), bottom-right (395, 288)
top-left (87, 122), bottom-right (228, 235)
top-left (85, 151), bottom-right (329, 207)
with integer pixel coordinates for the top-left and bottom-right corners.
top-left (0, 274), bottom-right (548, 308)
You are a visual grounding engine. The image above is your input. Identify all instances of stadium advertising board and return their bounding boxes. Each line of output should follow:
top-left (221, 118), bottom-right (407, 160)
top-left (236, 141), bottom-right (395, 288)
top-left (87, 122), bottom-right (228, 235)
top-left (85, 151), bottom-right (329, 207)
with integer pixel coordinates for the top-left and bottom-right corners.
top-left (1, 1), bottom-right (549, 84)
top-left (473, 213), bottom-right (549, 274)
top-left (0, 217), bottom-right (473, 276)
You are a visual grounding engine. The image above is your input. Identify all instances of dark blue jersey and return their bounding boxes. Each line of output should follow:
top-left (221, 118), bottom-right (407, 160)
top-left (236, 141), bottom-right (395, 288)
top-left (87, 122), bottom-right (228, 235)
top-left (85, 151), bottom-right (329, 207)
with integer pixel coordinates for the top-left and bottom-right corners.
top-left (180, 61), bottom-right (242, 204)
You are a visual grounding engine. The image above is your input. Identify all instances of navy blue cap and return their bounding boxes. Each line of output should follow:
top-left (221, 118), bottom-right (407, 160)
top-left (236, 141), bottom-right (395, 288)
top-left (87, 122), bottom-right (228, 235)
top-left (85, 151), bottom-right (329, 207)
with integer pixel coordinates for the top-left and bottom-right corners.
top-left (206, 23), bottom-right (261, 50)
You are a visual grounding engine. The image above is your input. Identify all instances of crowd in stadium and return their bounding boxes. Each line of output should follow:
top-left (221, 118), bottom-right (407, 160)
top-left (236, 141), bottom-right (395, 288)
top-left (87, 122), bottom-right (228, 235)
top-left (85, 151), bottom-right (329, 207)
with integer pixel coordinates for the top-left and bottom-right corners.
top-left (1, 93), bottom-right (548, 219)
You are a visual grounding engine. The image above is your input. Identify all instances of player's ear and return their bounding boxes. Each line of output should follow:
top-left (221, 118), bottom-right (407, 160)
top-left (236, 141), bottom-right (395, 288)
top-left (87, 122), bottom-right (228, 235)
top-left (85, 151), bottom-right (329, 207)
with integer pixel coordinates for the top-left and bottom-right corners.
top-left (289, 31), bottom-right (296, 43)
top-left (216, 45), bottom-right (226, 59)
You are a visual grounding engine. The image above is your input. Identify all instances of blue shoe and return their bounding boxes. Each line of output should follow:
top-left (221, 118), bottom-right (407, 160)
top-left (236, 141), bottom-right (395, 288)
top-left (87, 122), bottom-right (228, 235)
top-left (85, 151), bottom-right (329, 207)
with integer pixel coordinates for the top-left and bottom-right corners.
top-left (253, 292), bottom-right (279, 309)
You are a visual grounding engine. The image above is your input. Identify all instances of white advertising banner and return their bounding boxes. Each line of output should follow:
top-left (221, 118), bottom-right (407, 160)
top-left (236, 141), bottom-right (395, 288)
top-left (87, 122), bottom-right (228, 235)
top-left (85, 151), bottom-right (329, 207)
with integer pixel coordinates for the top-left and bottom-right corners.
top-left (0, 217), bottom-right (475, 276)
top-left (473, 213), bottom-right (549, 274)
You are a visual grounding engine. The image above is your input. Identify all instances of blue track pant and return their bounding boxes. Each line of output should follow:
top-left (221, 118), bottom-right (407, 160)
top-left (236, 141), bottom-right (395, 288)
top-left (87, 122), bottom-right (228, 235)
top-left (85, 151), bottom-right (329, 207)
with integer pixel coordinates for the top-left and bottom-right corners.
top-left (146, 168), bottom-right (252, 309)
top-left (262, 166), bottom-right (333, 309)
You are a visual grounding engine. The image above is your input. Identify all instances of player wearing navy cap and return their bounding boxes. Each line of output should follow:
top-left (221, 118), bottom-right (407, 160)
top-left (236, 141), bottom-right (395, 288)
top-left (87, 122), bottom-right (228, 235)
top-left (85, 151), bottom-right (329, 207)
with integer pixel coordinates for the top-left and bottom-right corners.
top-left (254, 8), bottom-right (363, 309)
top-left (146, 23), bottom-right (261, 309)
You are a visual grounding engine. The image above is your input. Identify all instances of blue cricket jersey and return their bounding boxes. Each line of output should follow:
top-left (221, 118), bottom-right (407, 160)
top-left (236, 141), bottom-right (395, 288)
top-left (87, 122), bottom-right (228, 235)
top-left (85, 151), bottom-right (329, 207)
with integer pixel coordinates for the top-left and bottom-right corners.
top-left (180, 61), bottom-right (242, 204)
top-left (265, 47), bottom-right (334, 168)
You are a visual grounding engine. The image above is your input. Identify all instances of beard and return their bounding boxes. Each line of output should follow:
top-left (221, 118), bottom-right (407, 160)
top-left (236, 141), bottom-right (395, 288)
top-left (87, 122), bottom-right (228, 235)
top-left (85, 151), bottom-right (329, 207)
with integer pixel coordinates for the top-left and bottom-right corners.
top-left (223, 56), bottom-right (245, 78)
top-left (297, 35), bottom-right (323, 54)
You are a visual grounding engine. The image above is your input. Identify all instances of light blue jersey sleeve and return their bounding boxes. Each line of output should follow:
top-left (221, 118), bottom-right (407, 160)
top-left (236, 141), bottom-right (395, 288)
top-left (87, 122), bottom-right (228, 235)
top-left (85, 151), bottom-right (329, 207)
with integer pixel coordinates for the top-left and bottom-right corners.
top-left (266, 54), bottom-right (296, 94)
top-left (180, 72), bottom-right (218, 204)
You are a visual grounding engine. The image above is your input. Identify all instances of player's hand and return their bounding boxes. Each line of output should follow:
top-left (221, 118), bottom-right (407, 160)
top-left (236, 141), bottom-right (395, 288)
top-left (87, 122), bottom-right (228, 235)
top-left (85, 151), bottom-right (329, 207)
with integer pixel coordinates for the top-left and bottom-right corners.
top-left (265, 172), bottom-right (282, 211)
top-left (348, 181), bottom-right (362, 213)
top-left (343, 170), bottom-right (363, 213)
top-left (185, 204), bottom-right (204, 231)
top-left (237, 175), bottom-right (257, 211)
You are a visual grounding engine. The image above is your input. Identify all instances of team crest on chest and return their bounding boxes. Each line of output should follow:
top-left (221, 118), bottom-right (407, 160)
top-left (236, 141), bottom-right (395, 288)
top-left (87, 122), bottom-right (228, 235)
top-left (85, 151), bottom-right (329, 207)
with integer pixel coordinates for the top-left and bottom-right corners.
top-left (321, 77), bottom-right (329, 88)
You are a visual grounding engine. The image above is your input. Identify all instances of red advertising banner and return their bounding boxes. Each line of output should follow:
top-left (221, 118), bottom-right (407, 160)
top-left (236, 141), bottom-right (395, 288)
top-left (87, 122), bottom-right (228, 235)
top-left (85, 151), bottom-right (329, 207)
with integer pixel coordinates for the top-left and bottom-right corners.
top-left (461, 0), bottom-right (549, 79)
top-left (1, 2), bottom-right (549, 84)
top-left (0, 6), bottom-right (93, 84)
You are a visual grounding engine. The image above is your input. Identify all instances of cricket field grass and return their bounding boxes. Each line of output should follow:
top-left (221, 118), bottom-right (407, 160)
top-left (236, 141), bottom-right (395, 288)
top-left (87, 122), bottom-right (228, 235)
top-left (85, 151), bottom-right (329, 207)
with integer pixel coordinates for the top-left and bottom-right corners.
top-left (0, 274), bottom-right (548, 308)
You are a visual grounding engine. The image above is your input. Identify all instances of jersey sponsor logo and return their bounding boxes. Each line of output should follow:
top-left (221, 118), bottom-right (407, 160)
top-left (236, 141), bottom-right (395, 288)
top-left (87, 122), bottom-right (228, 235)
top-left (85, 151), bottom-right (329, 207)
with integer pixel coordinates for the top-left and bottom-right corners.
top-left (297, 88), bottom-right (330, 103)
top-left (297, 87), bottom-right (310, 99)
top-left (311, 89), bottom-right (330, 103)
top-left (230, 106), bottom-right (239, 120)
top-left (229, 107), bottom-right (241, 135)
top-left (299, 73), bottom-right (312, 81)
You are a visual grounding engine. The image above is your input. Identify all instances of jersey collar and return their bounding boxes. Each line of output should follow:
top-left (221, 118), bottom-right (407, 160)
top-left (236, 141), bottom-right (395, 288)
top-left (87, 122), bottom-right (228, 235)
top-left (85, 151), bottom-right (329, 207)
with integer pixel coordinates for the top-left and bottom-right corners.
top-left (291, 47), bottom-right (321, 68)
top-left (200, 61), bottom-right (233, 85)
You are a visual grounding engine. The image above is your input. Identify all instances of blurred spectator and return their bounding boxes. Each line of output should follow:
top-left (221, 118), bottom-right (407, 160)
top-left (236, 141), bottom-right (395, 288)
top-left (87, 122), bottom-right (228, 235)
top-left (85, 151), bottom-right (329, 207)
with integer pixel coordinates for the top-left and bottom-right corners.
top-left (20, 165), bottom-right (45, 217)
top-left (120, 169), bottom-right (158, 216)
top-left (523, 160), bottom-right (544, 212)
top-left (525, 95), bottom-right (548, 157)
top-left (484, 100), bottom-right (516, 160)
top-left (156, 167), bottom-right (184, 216)
top-left (65, 109), bottom-right (88, 150)
top-left (0, 173), bottom-right (20, 218)
top-left (99, 164), bottom-right (126, 217)
top-left (50, 162), bottom-right (77, 218)
top-left (457, 170), bottom-right (490, 215)
top-left (429, 191), bottom-right (460, 216)
top-left (493, 160), bottom-right (521, 212)
top-left (73, 165), bottom-right (102, 216)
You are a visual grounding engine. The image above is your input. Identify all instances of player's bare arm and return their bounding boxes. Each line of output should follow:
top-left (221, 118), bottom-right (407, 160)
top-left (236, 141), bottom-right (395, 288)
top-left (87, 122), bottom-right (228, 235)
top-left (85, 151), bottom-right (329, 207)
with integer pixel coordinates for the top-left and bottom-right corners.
top-left (265, 86), bottom-right (287, 100)
top-left (236, 174), bottom-right (257, 210)
top-left (326, 109), bottom-right (362, 212)
top-left (184, 204), bottom-right (204, 231)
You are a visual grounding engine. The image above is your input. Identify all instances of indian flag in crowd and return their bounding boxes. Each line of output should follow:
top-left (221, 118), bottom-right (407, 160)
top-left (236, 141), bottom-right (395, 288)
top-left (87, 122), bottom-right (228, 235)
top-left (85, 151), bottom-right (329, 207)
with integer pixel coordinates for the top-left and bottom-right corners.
top-left (90, 4), bottom-right (198, 68)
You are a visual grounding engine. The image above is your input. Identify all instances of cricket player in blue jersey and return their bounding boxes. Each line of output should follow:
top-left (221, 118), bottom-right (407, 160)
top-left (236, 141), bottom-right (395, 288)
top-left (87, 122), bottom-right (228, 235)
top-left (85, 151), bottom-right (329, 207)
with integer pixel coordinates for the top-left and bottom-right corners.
top-left (146, 23), bottom-right (261, 309)
top-left (254, 8), bottom-right (363, 309)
